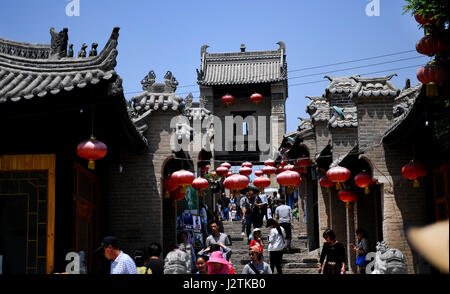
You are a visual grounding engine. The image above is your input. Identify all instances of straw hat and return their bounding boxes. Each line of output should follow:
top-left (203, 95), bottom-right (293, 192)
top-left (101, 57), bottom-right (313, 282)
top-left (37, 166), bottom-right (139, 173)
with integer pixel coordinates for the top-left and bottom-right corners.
top-left (407, 220), bottom-right (449, 273)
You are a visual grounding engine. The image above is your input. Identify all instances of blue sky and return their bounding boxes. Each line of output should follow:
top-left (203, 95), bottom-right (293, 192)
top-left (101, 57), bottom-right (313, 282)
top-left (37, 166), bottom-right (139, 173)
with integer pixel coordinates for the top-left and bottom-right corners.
top-left (0, 0), bottom-right (428, 132)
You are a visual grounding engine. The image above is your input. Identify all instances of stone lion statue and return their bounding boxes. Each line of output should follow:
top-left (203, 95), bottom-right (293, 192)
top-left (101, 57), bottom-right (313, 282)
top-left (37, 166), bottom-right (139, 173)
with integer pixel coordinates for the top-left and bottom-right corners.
top-left (372, 241), bottom-right (408, 274)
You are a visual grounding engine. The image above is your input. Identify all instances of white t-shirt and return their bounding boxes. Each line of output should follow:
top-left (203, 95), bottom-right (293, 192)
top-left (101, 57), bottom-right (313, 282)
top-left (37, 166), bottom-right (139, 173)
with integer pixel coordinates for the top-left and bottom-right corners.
top-left (268, 227), bottom-right (286, 252)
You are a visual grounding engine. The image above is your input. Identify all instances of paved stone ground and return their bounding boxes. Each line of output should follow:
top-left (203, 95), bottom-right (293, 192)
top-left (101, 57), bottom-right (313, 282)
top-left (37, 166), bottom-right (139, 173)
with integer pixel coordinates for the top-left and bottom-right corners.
top-left (223, 219), bottom-right (320, 274)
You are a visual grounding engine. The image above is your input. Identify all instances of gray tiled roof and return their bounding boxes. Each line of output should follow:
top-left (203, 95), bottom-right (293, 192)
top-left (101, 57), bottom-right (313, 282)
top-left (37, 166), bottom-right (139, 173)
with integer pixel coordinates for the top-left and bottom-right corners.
top-left (328, 106), bottom-right (358, 128)
top-left (197, 42), bottom-right (287, 86)
top-left (350, 74), bottom-right (400, 98)
top-left (0, 28), bottom-right (120, 104)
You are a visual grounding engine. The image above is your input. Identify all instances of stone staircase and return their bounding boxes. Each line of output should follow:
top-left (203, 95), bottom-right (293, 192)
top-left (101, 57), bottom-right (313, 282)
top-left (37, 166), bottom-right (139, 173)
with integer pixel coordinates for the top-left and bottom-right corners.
top-left (223, 219), bottom-right (320, 274)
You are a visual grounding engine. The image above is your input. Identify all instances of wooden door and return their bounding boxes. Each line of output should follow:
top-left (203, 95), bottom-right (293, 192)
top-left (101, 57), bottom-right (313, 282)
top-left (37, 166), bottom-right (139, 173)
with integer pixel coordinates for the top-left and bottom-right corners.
top-left (0, 154), bottom-right (55, 274)
top-left (73, 162), bottom-right (100, 272)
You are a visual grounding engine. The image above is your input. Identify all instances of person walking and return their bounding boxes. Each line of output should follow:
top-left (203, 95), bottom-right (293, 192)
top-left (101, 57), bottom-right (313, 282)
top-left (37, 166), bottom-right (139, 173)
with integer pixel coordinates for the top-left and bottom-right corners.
top-left (252, 191), bottom-right (264, 229)
top-left (241, 190), bottom-right (254, 241)
top-left (240, 191), bottom-right (251, 236)
top-left (274, 199), bottom-right (294, 252)
top-left (195, 255), bottom-right (209, 274)
top-left (242, 245), bottom-right (272, 274)
top-left (205, 220), bottom-right (232, 248)
top-left (177, 231), bottom-right (197, 272)
top-left (218, 193), bottom-right (231, 222)
top-left (134, 249), bottom-right (149, 274)
top-left (200, 203), bottom-right (210, 237)
top-left (318, 229), bottom-right (346, 275)
top-left (164, 241), bottom-right (192, 274)
top-left (145, 242), bottom-right (165, 275)
top-left (266, 219), bottom-right (286, 274)
top-left (351, 228), bottom-right (369, 274)
top-left (248, 228), bottom-right (265, 250)
top-left (96, 236), bottom-right (137, 274)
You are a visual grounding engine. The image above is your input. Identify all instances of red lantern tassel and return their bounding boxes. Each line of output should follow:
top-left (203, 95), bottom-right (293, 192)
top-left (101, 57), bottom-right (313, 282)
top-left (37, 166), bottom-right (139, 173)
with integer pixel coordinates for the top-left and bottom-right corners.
top-left (365, 187), bottom-right (370, 195)
top-left (88, 160), bottom-right (95, 170)
top-left (426, 83), bottom-right (438, 97)
top-left (336, 183), bottom-right (342, 190)
top-left (413, 179), bottom-right (420, 188)
top-left (345, 202), bottom-right (350, 209)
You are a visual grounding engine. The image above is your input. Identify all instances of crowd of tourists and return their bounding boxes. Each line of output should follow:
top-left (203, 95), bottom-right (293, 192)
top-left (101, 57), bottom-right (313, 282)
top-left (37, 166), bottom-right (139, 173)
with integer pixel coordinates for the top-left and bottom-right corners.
top-left (93, 189), bottom-right (370, 275)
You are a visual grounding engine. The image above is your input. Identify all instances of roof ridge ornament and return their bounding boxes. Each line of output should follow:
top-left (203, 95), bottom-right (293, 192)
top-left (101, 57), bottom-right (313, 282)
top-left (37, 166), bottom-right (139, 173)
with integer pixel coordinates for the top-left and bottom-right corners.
top-left (49, 27), bottom-right (68, 59)
top-left (164, 71), bottom-right (179, 92)
top-left (141, 70), bottom-right (156, 91)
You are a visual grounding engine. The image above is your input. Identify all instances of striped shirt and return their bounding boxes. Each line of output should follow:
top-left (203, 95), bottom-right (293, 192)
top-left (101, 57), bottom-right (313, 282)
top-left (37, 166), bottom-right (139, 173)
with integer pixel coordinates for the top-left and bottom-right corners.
top-left (110, 251), bottom-right (138, 274)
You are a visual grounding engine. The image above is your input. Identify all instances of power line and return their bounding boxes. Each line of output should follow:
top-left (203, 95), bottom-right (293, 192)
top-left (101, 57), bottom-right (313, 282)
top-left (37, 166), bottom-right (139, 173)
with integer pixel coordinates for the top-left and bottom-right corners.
top-left (123, 49), bottom-right (422, 95)
top-left (289, 56), bottom-right (427, 80)
top-left (288, 50), bottom-right (417, 73)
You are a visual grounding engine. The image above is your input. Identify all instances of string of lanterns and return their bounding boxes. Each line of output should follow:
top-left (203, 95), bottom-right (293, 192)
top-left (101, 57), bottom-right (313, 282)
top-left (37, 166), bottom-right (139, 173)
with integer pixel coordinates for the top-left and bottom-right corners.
top-left (414, 12), bottom-right (447, 97)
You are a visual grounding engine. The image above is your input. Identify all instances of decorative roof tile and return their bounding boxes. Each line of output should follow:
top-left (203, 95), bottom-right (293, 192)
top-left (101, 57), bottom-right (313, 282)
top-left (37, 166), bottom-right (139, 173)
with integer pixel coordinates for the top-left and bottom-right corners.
top-left (197, 42), bottom-right (287, 86)
top-left (306, 96), bottom-right (330, 122)
top-left (0, 27), bottom-right (120, 104)
top-left (350, 74), bottom-right (400, 99)
top-left (324, 75), bottom-right (360, 96)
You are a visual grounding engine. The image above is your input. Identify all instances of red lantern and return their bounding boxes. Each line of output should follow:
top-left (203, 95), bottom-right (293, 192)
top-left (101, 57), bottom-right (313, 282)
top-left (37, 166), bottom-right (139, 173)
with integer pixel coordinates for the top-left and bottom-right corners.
top-left (402, 160), bottom-right (427, 188)
top-left (264, 159), bottom-right (275, 166)
top-left (216, 166), bottom-right (229, 177)
top-left (277, 170), bottom-right (302, 194)
top-left (170, 187), bottom-right (186, 206)
top-left (163, 176), bottom-right (178, 199)
top-left (416, 36), bottom-right (446, 57)
top-left (262, 166), bottom-right (276, 175)
top-left (338, 189), bottom-right (357, 208)
top-left (221, 94), bottom-right (234, 106)
top-left (223, 174), bottom-right (249, 196)
top-left (417, 61), bottom-right (447, 97)
top-left (319, 176), bottom-right (335, 192)
top-left (326, 166), bottom-right (351, 190)
top-left (226, 171), bottom-right (233, 178)
top-left (239, 166), bottom-right (252, 177)
top-left (170, 188), bottom-right (186, 201)
top-left (242, 161), bottom-right (253, 168)
top-left (192, 177), bottom-right (209, 196)
top-left (283, 164), bottom-right (294, 171)
top-left (171, 169), bottom-right (194, 193)
top-left (253, 176), bottom-right (271, 193)
top-left (76, 136), bottom-right (108, 170)
top-left (414, 14), bottom-right (434, 25)
top-left (354, 172), bottom-right (374, 195)
top-left (221, 162), bottom-right (232, 169)
top-left (250, 93), bottom-right (263, 104)
top-left (255, 170), bottom-right (263, 177)
top-left (280, 160), bottom-right (288, 167)
top-left (296, 158), bottom-right (312, 173)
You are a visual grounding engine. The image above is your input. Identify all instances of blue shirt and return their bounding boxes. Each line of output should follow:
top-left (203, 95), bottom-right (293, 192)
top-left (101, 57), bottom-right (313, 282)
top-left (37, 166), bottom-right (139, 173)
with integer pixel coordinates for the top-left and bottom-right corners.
top-left (110, 251), bottom-right (138, 274)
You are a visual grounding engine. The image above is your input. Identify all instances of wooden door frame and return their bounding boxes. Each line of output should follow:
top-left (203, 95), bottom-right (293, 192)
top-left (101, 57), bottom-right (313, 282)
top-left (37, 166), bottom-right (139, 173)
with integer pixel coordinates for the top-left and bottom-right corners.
top-left (0, 154), bottom-right (56, 274)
